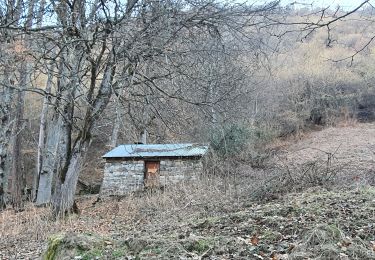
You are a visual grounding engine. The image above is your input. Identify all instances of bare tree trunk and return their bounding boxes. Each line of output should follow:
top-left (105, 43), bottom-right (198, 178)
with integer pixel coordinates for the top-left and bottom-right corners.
top-left (0, 83), bottom-right (13, 209)
top-left (36, 90), bottom-right (75, 205)
top-left (10, 93), bottom-right (24, 209)
top-left (139, 129), bottom-right (148, 144)
top-left (35, 117), bottom-right (62, 205)
top-left (52, 52), bottom-right (116, 217)
top-left (110, 106), bottom-right (122, 148)
top-left (110, 67), bottom-right (136, 147)
top-left (209, 82), bottom-right (217, 126)
top-left (10, 79), bottom-right (26, 209)
top-left (0, 0), bottom-right (26, 210)
top-left (36, 52), bottom-right (79, 205)
top-left (139, 95), bottom-right (150, 144)
top-left (33, 64), bottom-right (54, 201)
top-left (52, 141), bottom-right (87, 217)
top-left (36, 0), bottom-right (46, 26)
top-left (9, 0), bottom-right (36, 207)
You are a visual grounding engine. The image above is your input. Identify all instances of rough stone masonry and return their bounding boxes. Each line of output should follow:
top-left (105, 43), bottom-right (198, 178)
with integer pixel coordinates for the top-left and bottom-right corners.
top-left (100, 159), bottom-right (203, 196)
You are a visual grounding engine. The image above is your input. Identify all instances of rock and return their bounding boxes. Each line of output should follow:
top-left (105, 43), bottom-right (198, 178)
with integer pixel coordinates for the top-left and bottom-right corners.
top-left (43, 232), bottom-right (107, 260)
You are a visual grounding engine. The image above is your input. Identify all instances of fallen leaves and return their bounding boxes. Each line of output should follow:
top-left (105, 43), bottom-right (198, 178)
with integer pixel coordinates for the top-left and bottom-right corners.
top-left (250, 234), bottom-right (259, 246)
top-left (2, 186), bottom-right (375, 259)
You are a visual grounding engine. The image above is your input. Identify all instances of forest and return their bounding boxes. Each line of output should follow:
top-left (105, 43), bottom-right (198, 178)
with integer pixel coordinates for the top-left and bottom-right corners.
top-left (1, 0), bottom-right (375, 259)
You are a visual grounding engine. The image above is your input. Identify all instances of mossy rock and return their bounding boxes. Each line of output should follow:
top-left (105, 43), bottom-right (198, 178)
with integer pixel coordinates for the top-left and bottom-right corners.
top-left (43, 232), bottom-right (108, 260)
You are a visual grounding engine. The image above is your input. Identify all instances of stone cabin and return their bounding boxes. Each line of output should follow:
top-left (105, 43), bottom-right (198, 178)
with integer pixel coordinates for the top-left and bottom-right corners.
top-left (100, 143), bottom-right (208, 196)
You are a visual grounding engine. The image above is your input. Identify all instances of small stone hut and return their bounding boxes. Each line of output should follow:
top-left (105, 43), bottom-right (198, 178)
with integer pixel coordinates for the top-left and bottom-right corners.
top-left (100, 143), bottom-right (208, 196)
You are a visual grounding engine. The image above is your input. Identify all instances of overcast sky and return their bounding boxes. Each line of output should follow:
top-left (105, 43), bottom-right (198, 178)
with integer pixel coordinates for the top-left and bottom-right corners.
top-left (279, 0), bottom-right (373, 10)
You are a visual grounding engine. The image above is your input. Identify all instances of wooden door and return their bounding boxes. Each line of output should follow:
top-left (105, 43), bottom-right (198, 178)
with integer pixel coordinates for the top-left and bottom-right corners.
top-left (144, 161), bottom-right (160, 188)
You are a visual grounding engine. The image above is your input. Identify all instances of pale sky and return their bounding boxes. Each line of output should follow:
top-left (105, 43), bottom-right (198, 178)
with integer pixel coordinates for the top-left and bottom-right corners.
top-left (280, 0), bottom-right (373, 10)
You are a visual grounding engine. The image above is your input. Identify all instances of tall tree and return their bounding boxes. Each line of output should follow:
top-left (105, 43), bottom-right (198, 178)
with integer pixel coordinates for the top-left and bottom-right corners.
top-left (0, 0), bottom-right (24, 209)
top-left (35, 0), bottom-right (283, 216)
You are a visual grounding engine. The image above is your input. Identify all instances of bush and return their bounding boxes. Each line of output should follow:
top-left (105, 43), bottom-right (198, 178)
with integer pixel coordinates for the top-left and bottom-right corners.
top-left (207, 124), bottom-right (277, 171)
top-left (209, 124), bottom-right (251, 159)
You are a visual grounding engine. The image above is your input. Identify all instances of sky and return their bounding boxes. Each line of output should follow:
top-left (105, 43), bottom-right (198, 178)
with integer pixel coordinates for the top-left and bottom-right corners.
top-left (279, 0), bottom-right (373, 10)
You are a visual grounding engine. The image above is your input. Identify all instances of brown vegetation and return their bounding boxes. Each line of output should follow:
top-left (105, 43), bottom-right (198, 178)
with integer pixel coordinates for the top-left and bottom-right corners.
top-left (2, 1), bottom-right (375, 259)
top-left (1, 123), bottom-right (375, 259)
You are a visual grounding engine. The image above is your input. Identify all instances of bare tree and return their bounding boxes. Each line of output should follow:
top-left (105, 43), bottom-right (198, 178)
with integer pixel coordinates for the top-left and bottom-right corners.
top-left (37, 0), bottom-right (283, 216)
top-left (3, 0), bottom-right (371, 216)
top-left (0, 0), bottom-right (26, 209)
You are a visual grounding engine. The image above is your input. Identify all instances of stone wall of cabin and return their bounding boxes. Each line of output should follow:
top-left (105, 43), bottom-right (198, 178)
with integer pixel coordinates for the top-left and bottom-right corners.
top-left (100, 160), bottom-right (144, 196)
top-left (100, 158), bottom-right (203, 196)
top-left (159, 159), bottom-right (202, 186)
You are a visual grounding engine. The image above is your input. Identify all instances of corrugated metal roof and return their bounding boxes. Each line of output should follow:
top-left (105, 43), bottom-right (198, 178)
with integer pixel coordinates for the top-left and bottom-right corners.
top-left (103, 143), bottom-right (209, 158)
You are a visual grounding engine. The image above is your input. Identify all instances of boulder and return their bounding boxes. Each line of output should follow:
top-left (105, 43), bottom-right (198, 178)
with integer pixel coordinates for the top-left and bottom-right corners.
top-left (44, 232), bottom-right (107, 260)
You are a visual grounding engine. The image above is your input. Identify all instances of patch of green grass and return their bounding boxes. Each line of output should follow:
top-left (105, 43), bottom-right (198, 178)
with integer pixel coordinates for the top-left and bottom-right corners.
top-left (44, 234), bottom-right (65, 260)
top-left (359, 186), bottom-right (375, 196)
top-left (194, 216), bottom-right (221, 229)
top-left (195, 239), bottom-right (211, 254)
top-left (262, 215), bottom-right (285, 228)
top-left (304, 224), bottom-right (344, 246)
top-left (112, 247), bottom-right (127, 258)
top-left (80, 248), bottom-right (104, 260)
top-left (262, 229), bottom-right (283, 242)
top-left (139, 245), bottom-right (163, 258)
top-left (186, 239), bottom-right (212, 254)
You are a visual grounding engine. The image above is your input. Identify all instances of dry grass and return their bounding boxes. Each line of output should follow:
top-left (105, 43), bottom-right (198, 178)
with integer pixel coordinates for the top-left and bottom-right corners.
top-left (273, 122), bottom-right (375, 185)
top-left (2, 174), bottom-right (375, 259)
top-left (0, 174), bottom-right (255, 259)
top-left (2, 123), bottom-right (375, 259)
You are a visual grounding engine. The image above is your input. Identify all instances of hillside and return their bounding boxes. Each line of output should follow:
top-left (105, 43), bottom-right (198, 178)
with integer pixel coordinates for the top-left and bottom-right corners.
top-left (1, 123), bottom-right (375, 259)
top-left (41, 188), bottom-right (375, 259)
top-left (275, 123), bottom-right (375, 185)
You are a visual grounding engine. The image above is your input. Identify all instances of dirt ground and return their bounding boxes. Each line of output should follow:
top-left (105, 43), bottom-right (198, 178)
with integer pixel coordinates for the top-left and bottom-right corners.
top-left (1, 123), bottom-right (375, 259)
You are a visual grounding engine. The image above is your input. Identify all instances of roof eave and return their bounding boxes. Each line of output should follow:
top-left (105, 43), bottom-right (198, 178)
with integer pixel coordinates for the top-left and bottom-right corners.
top-left (103, 155), bottom-right (205, 160)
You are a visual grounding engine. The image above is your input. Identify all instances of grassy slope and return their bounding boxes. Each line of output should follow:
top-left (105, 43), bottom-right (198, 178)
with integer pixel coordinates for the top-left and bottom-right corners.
top-left (2, 123), bottom-right (375, 259)
top-left (43, 187), bottom-right (375, 260)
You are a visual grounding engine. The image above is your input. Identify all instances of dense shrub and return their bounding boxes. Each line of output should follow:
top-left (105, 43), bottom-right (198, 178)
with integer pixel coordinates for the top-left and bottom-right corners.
top-left (207, 123), bottom-right (277, 171)
top-left (209, 124), bottom-right (250, 158)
